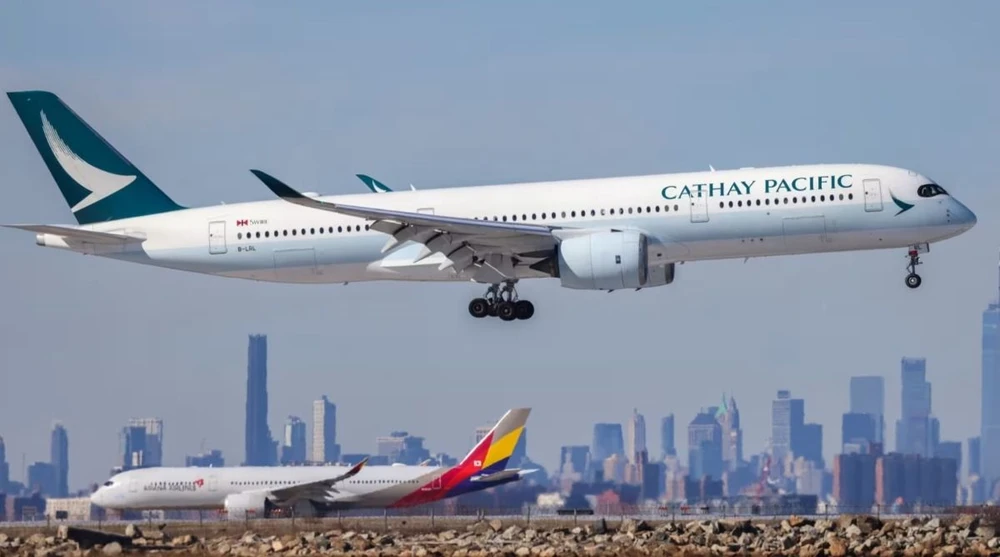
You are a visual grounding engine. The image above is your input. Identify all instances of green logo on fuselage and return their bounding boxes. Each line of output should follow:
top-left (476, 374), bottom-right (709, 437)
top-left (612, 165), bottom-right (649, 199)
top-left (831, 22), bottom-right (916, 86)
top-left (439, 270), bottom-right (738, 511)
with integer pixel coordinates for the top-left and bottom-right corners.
top-left (890, 191), bottom-right (914, 215)
top-left (660, 173), bottom-right (853, 200)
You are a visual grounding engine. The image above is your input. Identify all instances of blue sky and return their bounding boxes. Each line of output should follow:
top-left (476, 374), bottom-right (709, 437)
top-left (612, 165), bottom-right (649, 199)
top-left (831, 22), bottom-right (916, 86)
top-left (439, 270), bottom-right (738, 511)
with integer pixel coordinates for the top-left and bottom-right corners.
top-left (1, 2), bottom-right (998, 490)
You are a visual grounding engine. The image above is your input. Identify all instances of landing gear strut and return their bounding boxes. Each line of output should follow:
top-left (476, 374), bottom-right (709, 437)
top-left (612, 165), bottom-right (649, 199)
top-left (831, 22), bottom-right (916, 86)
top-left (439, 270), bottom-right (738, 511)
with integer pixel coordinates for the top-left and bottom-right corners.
top-left (468, 281), bottom-right (534, 320)
top-left (905, 247), bottom-right (923, 289)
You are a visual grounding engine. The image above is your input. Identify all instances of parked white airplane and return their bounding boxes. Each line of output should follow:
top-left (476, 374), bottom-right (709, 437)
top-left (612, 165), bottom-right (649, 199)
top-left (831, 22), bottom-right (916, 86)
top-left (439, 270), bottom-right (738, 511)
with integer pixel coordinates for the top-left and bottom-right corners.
top-left (90, 408), bottom-right (532, 518)
top-left (5, 91), bottom-right (977, 320)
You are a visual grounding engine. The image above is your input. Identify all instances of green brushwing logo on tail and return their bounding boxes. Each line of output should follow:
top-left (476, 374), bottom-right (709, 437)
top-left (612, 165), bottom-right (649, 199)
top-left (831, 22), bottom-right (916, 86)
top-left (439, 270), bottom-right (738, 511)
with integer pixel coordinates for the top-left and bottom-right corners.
top-left (7, 91), bottom-right (184, 225)
top-left (890, 190), bottom-right (914, 216)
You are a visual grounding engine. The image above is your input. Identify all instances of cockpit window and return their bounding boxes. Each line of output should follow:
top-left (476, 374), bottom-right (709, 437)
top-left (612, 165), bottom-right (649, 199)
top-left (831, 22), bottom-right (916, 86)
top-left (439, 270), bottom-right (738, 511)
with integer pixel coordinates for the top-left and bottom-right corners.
top-left (917, 184), bottom-right (948, 197)
top-left (103, 481), bottom-right (114, 487)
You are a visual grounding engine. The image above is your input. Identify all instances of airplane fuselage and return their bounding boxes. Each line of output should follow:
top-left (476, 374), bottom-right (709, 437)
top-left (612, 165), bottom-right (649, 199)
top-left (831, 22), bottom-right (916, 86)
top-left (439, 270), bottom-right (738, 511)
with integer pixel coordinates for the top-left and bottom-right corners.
top-left (31, 164), bottom-right (978, 285)
top-left (91, 464), bottom-right (464, 512)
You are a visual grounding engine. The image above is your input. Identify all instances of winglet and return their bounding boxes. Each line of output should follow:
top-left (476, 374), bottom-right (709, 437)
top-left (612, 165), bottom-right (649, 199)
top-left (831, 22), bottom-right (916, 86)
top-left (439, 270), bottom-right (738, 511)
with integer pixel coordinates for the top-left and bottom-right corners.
top-left (357, 174), bottom-right (393, 193)
top-left (250, 169), bottom-right (307, 200)
top-left (346, 456), bottom-right (369, 476)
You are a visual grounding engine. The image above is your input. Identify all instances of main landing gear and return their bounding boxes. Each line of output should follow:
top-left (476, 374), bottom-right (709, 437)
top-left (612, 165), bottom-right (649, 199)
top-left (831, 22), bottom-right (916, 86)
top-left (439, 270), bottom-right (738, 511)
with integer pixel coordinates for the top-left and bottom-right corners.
top-left (905, 247), bottom-right (923, 289)
top-left (468, 281), bottom-right (534, 321)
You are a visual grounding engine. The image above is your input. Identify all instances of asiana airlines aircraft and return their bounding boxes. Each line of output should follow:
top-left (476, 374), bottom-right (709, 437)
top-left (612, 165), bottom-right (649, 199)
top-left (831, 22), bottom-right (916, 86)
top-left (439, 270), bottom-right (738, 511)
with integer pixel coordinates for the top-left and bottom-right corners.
top-left (90, 408), bottom-right (532, 518)
top-left (5, 91), bottom-right (977, 321)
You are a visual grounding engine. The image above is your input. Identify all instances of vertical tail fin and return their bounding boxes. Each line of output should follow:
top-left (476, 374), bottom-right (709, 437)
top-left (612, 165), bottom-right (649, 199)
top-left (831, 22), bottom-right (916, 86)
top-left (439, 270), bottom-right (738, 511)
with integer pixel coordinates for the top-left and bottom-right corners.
top-left (7, 91), bottom-right (184, 224)
top-left (458, 408), bottom-right (530, 475)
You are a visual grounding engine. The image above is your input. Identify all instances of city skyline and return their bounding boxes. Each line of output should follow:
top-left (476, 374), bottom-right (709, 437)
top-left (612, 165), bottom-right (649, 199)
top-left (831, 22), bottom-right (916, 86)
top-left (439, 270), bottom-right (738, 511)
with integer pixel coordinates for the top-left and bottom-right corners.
top-left (1, 2), bottom-right (998, 491)
top-left (0, 351), bottom-right (980, 498)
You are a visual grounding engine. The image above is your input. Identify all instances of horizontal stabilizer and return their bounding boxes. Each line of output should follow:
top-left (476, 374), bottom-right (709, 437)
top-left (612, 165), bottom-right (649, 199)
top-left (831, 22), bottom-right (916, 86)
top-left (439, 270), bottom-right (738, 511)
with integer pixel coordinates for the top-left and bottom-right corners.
top-left (3, 224), bottom-right (145, 244)
top-left (471, 468), bottom-right (537, 483)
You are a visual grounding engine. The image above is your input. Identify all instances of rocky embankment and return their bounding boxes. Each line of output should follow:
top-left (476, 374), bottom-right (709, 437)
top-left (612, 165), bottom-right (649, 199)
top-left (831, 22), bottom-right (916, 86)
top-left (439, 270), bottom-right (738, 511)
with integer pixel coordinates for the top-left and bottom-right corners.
top-left (3, 515), bottom-right (1000, 556)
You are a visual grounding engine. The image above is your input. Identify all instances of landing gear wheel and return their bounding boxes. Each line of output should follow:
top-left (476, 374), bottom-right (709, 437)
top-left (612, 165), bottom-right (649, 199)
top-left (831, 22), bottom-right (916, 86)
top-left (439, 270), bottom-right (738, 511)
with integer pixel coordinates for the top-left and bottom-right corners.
top-left (468, 298), bottom-right (490, 318)
top-left (905, 247), bottom-right (924, 289)
top-left (496, 301), bottom-right (516, 321)
top-left (514, 300), bottom-right (534, 320)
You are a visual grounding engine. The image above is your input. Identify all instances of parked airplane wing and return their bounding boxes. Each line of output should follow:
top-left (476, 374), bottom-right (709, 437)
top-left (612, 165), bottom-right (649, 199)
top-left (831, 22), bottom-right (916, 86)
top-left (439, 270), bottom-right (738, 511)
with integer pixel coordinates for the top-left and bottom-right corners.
top-left (2, 224), bottom-right (146, 244)
top-left (268, 457), bottom-right (369, 502)
top-left (251, 170), bottom-right (563, 275)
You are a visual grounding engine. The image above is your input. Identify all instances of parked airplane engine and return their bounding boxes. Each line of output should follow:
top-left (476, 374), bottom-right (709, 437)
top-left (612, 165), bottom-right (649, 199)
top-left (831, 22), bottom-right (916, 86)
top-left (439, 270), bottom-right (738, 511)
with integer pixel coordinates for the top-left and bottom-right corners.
top-left (555, 230), bottom-right (653, 290)
top-left (223, 492), bottom-right (273, 520)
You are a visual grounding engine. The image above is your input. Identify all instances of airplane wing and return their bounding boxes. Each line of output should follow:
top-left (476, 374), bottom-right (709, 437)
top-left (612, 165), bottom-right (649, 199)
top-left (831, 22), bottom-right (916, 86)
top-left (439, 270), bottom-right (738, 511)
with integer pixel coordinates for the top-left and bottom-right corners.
top-left (251, 170), bottom-right (565, 278)
top-left (268, 457), bottom-right (369, 503)
top-left (3, 224), bottom-right (145, 244)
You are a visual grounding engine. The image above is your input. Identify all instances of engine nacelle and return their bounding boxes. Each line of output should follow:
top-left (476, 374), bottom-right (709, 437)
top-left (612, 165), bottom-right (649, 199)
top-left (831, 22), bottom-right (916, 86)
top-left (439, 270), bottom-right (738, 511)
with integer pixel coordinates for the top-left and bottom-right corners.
top-left (223, 492), bottom-right (272, 520)
top-left (556, 231), bottom-right (649, 290)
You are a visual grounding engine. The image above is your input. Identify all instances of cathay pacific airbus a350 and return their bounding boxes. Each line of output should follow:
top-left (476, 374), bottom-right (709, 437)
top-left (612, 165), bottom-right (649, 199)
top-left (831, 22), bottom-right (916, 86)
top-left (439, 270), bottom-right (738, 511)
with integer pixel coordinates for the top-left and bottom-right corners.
top-left (5, 91), bottom-right (977, 320)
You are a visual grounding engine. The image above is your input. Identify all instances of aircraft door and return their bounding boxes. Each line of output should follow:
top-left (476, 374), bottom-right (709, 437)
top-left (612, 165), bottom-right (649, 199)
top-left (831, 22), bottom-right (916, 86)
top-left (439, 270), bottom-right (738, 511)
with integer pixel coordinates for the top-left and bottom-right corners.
top-left (689, 192), bottom-right (709, 223)
top-left (208, 475), bottom-right (218, 492)
top-left (863, 179), bottom-right (883, 212)
top-left (208, 221), bottom-right (227, 254)
top-left (128, 480), bottom-right (138, 493)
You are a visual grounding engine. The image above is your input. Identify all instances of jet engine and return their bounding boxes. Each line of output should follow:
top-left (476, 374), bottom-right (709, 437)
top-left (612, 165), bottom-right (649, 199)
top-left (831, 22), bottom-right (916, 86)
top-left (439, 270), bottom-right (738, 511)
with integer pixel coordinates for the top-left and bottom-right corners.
top-left (555, 230), bottom-right (650, 290)
top-left (223, 492), bottom-right (273, 520)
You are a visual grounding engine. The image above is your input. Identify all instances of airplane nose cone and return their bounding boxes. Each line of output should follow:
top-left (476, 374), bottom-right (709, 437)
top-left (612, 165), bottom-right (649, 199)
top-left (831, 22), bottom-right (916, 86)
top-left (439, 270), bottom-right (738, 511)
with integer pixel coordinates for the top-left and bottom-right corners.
top-left (956, 201), bottom-right (977, 229)
top-left (90, 489), bottom-right (104, 507)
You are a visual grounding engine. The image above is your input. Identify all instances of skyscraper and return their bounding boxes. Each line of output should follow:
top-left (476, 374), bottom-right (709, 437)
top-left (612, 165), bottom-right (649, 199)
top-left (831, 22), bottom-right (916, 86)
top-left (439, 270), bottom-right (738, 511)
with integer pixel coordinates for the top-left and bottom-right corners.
top-left (850, 376), bottom-right (885, 444)
top-left (312, 395), bottom-right (339, 464)
top-left (688, 408), bottom-right (723, 479)
top-left (592, 423), bottom-right (624, 463)
top-left (0, 436), bottom-right (9, 493)
top-left (842, 412), bottom-right (877, 452)
top-left (716, 395), bottom-right (743, 468)
top-left (50, 423), bottom-right (69, 497)
top-left (982, 266), bottom-right (1000, 495)
top-left (970, 436), bottom-right (982, 477)
top-left (626, 409), bottom-right (646, 463)
top-left (245, 334), bottom-right (276, 466)
top-left (896, 357), bottom-right (935, 457)
top-left (281, 416), bottom-right (307, 465)
top-left (660, 415), bottom-right (676, 459)
top-left (511, 427), bottom-right (527, 466)
top-left (126, 418), bottom-right (163, 467)
top-left (121, 418), bottom-right (163, 469)
top-left (771, 390), bottom-right (804, 467)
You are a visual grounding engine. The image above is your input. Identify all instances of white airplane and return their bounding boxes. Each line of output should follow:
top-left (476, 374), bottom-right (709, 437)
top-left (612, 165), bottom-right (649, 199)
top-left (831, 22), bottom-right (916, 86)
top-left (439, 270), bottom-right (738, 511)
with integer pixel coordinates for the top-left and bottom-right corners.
top-left (5, 91), bottom-right (977, 321)
top-left (90, 408), bottom-right (532, 519)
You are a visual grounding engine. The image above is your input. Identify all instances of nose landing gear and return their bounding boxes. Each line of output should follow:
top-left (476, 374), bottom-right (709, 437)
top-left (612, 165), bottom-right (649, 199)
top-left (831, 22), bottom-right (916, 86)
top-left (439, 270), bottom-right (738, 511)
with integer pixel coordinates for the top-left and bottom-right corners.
top-left (468, 281), bottom-right (534, 321)
top-left (905, 247), bottom-right (923, 289)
